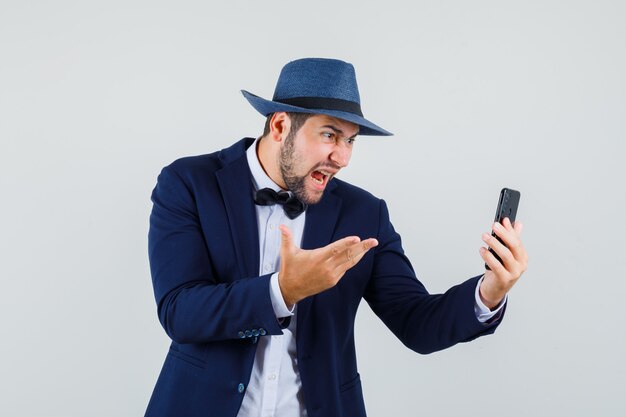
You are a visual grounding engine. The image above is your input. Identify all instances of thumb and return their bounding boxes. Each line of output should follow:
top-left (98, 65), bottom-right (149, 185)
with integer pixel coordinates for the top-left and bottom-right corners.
top-left (279, 224), bottom-right (294, 254)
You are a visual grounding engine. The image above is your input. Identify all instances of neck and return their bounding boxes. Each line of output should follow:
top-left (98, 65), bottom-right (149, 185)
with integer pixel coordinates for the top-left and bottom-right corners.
top-left (257, 136), bottom-right (287, 190)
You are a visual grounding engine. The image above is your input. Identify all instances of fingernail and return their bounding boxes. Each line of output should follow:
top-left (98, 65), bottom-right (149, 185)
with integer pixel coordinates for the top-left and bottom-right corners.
top-left (482, 233), bottom-right (491, 242)
top-left (494, 222), bottom-right (502, 230)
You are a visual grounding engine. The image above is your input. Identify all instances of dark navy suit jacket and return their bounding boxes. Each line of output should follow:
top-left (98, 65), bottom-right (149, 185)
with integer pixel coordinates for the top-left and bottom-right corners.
top-left (145, 138), bottom-right (503, 417)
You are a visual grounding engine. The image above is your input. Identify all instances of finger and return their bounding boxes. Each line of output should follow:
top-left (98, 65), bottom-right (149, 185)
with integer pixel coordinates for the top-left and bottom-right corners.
top-left (482, 232), bottom-right (515, 270)
top-left (330, 238), bottom-right (378, 267)
top-left (334, 238), bottom-right (378, 274)
top-left (493, 222), bottom-right (520, 253)
top-left (502, 217), bottom-right (514, 231)
top-left (321, 235), bottom-right (361, 259)
top-left (513, 220), bottom-right (523, 235)
top-left (493, 222), bottom-right (526, 263)
top-left (511, 221), bottom-right (528, 270)
top-left (480, 246), bottom-right (507, 274)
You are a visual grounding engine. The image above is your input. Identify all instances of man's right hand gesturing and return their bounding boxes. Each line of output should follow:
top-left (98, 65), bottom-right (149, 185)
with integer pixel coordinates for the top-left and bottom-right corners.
top-left (277, 225), bottom-right (379, 307)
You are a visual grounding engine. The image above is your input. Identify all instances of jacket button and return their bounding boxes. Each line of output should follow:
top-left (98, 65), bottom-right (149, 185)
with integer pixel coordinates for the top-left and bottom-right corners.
top-left (238, 331), bottom-right (245, 338)
top-left (259, 328), bottom-right (267, 336)
top-left (237, 383), bottom-right (245, 393)
top-left (244, 330), bottom-right (251, 337)
top-left (252, 329), bottom-right (259, 336)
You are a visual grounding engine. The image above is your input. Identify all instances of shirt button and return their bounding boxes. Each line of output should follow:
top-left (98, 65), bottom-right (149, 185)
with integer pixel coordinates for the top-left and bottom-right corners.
top-left (268, 374), bottom-right (277, 381)
top-left (269, 224), bottom-right (275, 230)
top-left (264, 263), bottom-right (271, 271)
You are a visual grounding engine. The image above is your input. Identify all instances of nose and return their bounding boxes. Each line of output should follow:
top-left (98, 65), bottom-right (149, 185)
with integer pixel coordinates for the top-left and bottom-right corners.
top-left (329, 142), bottom-right (352, 168)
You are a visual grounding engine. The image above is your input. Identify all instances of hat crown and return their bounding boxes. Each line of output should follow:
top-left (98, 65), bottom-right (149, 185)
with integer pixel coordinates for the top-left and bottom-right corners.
top-left (272, 58), bottom-right (361, 104)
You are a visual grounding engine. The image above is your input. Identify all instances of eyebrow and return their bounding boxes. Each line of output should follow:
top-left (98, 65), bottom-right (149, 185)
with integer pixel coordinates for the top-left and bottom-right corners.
top-left (321, 124), bottom-right (358, 140)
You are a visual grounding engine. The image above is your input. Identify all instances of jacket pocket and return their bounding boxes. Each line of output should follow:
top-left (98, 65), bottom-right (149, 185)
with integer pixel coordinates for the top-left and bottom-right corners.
top-left (168, 346), bottom-right (207, 369)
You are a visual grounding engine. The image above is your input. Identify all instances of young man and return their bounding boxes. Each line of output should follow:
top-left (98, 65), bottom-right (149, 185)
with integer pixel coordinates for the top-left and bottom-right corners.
top-left (146, 58), bottom-right (528, 417)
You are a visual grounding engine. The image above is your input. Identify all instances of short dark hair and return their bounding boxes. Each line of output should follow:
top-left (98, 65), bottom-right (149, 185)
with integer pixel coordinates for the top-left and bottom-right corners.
top-left (262, 112), bottom-right (313, 138)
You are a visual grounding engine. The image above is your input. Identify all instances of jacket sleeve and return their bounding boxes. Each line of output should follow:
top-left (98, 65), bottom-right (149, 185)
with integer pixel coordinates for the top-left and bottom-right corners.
top-left (364, 199), bottom-right (504, 354)
top-left (148, 165), bottom-right (285, 344)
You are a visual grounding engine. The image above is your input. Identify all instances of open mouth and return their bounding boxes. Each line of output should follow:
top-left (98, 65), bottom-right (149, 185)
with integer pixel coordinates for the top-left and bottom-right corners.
top-left (310, 169), bottom-right (331, 188)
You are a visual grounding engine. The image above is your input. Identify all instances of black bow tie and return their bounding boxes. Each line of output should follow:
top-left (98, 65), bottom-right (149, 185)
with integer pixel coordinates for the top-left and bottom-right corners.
top-left (254, 188), bottom-right (307, 219)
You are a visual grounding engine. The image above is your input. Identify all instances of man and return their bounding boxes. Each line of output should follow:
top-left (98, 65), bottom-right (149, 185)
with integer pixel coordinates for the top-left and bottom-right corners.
top-left (146, 58), bottom-right (528, 417)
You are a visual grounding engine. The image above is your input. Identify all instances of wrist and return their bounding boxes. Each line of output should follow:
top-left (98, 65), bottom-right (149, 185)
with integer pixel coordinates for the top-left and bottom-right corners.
top-left (479, 280), bottom-right (505, 310)
top-left (277, 272), bottom-right (297, 307)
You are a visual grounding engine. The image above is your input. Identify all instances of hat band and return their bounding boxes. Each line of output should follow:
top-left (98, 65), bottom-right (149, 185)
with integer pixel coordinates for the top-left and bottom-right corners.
top-left (275, 96), bottom-right (363, 117)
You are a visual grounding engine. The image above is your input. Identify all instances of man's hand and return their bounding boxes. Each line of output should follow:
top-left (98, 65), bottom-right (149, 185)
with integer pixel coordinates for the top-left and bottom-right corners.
top-left (278, 225), bottom-right (378, 307)
top-left (479, 217), bottom-right (528, 309)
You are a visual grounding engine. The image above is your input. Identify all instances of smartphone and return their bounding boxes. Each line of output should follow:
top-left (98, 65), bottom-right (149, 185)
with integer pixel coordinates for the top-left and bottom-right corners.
top-left (485, 188), bottom-right (521, 270)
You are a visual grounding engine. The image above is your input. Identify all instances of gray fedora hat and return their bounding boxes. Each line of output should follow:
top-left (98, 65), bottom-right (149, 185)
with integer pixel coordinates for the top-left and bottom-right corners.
top-left (241, 58), bottom-right (392, 136)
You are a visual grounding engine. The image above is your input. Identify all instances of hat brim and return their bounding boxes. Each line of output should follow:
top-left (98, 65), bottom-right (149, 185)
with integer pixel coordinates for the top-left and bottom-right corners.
top-left (241, 90), bottom-right (392, 136)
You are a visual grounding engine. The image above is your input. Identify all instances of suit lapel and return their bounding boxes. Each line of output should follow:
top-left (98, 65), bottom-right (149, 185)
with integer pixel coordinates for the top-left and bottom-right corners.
top-left (297, 184), bottom-right (342, 332)
top-left (215, 150), bottom-right (260, 279)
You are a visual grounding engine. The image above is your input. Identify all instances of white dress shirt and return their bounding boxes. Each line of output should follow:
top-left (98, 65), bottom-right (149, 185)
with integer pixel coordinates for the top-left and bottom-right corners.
top-left (237, 138), bottom-right (506, 417)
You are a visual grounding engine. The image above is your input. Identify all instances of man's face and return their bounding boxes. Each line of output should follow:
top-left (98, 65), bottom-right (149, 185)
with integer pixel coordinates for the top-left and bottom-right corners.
top-left (279, 114), bottom-right (359, 205)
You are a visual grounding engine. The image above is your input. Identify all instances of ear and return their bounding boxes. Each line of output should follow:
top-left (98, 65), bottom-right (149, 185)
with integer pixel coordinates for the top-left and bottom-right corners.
top-left (269, 112), bottom-right (291, 143)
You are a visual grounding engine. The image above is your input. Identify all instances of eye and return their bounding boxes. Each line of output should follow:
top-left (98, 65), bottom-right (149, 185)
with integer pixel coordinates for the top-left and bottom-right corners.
top-left (345, 137), bottom-right (356, 145)
top-left (322, 132), bottom-right (335, 141)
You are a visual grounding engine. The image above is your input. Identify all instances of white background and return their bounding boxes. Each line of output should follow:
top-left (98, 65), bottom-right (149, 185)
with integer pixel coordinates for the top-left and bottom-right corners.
top-left (1, 1), bottom-right (624, 416)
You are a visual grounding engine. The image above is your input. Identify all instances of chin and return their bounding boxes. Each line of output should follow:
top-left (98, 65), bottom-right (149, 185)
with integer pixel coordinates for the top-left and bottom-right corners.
top-left (299, 190), bottom-right (324, 206)
top-left (307, 195), bottom-right (324, 205)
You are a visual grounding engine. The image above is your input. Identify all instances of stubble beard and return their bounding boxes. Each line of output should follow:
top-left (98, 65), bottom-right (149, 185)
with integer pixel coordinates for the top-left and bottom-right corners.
top-left (279, 133), bottom-right (323, 206)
